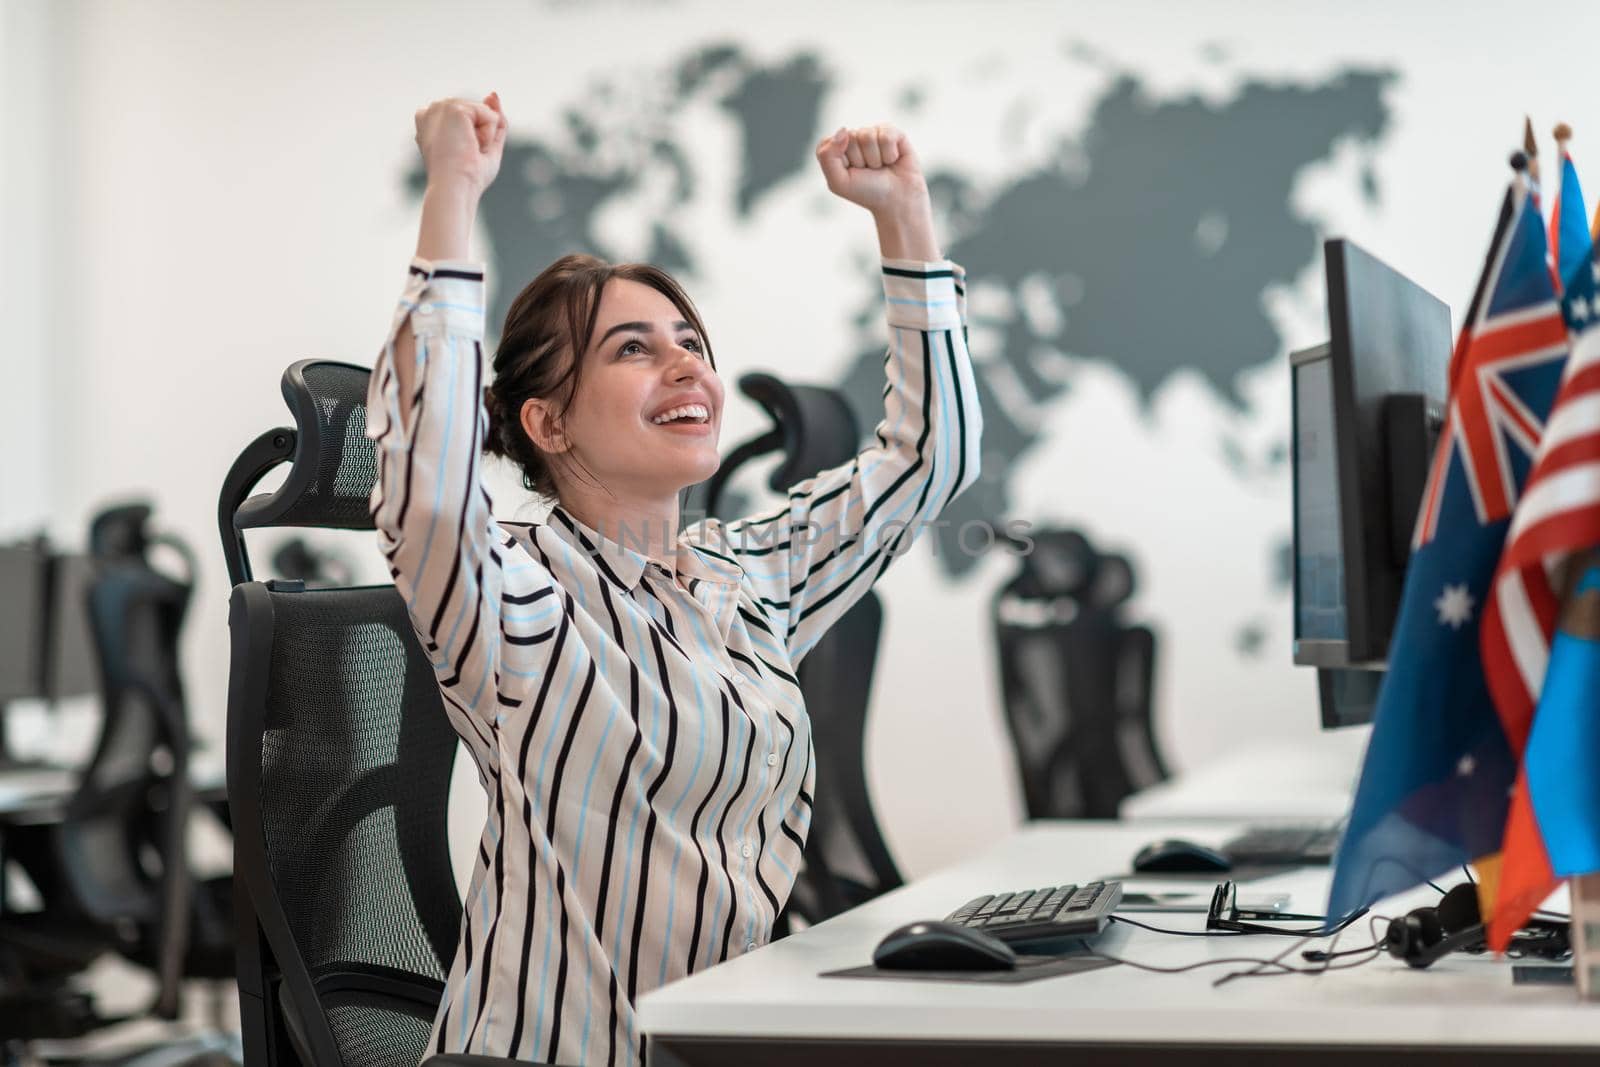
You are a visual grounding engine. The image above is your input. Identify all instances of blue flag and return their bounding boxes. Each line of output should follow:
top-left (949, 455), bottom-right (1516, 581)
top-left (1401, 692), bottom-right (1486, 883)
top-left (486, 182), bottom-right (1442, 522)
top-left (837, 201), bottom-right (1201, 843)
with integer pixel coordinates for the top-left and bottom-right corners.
top-left (1552, 141), bottom-right (1592, 292)
top-left (1327, 177), bottom-right (1570, 921)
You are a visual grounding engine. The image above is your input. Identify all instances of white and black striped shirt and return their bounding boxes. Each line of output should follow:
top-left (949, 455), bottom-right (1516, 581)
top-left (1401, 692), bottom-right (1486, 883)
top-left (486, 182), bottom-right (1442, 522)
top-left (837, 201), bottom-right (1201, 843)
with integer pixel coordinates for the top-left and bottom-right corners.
top-left (367, 255), bottom-right (981, 1066)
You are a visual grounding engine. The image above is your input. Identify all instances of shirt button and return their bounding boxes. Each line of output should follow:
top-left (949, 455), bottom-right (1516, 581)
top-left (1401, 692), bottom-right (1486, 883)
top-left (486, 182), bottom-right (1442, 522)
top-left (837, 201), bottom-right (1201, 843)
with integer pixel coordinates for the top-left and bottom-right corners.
top-left (765, 753), bottom-right (778, 767)
top-left (417, 302), bottom-right (434, 314)
top-left (746, 941), bottom-right (757, 953)
top-left (741, 843), bottom-right (753, 859)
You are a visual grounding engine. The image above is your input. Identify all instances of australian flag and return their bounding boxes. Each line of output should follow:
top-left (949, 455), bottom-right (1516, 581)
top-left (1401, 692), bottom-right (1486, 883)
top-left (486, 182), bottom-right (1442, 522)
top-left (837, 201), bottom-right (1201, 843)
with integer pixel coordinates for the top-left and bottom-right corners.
top-left (1327, 170), bottom-right (1570, 921)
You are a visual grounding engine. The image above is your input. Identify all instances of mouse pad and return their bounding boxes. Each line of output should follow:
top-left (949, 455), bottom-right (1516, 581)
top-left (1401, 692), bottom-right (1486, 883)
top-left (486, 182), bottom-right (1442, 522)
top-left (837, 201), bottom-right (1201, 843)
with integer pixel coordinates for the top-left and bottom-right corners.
top-left (820, 954), bottom-right (1118, 984)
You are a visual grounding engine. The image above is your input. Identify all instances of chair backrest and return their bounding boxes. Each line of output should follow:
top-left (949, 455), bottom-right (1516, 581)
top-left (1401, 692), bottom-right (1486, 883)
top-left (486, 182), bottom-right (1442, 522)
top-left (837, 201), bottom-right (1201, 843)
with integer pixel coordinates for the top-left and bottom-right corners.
top-left (54, 552), bottom-right (195, 1017)
top-left (701, 372), bottom-right (901, 923)
top-left (992, 528), bottom-right (1166, 819)
top-left (228, 583), bottom-right (461, 1067)
top-left (222, 359), bottom-right (463, 1067)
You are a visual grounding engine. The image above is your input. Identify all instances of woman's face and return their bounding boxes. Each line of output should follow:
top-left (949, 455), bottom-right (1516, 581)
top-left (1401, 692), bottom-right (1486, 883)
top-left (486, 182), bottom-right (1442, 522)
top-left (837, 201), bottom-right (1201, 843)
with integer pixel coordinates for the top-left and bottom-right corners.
top-left (554, 277), bottom-right (724, 498)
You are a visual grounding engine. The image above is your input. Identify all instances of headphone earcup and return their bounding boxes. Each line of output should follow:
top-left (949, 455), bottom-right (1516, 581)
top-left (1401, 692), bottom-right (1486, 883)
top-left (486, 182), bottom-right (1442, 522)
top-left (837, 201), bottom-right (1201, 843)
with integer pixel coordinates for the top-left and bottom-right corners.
top-left (1385, 908), bottom-right (1443, 961)
top-left (1435, 883), bottom-right (1482, 935)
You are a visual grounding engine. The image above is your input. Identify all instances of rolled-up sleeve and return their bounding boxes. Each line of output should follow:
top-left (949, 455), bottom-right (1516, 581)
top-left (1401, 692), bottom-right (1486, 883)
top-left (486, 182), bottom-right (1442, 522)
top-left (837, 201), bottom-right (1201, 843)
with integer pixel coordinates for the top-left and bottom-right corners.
top-left (367, 258), bottom-right (511, 716)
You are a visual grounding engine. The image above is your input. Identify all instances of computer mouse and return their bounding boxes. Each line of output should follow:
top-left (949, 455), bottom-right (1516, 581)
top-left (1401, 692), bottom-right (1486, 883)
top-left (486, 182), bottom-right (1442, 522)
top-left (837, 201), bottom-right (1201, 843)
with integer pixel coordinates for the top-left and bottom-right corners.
top-left (1131, 838), bottom-right (1233, 874)
top-left (872, 920), bottom-right (1018, 971)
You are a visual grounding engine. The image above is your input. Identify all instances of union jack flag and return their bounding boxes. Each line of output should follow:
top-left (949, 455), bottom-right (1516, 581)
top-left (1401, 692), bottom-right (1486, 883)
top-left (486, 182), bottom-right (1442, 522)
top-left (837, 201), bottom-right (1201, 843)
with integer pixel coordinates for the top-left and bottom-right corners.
top-left (1479, 191), bottom-right (1581, 754)
top-left (1328, 171), bottom-right (1570, 923)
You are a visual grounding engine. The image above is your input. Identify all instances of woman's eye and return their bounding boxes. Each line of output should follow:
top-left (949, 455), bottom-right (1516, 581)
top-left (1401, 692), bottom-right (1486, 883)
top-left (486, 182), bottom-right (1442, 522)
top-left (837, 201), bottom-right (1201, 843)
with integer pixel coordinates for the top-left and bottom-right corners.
top-left (619, 340), bottom-right (645, 357)
top-left (680, 337), bottom-right (704, 355)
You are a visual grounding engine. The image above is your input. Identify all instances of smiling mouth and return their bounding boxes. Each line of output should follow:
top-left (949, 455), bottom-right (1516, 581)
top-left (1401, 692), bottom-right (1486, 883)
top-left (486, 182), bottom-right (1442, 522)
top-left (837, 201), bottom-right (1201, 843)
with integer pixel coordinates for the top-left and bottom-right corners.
top-left (650, 403), bottom-right (711, 426)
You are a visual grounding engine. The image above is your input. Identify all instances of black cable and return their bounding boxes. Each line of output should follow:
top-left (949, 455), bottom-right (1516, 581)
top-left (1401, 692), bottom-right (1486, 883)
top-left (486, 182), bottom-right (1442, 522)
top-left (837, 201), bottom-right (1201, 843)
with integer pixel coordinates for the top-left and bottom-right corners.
top-left (1107, 915), bottom-right (1244, 938)
top-left (1073, 940), bottom-right (1302, 976)
top-left (1212, 916), bottom-right (1392, 987)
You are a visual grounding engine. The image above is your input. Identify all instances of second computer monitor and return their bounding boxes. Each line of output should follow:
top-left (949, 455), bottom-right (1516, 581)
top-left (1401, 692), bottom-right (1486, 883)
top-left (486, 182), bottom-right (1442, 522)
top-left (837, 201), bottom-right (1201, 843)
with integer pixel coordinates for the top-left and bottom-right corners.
top-left (0, 541), bottom-right (51, 702)
top-left (1291, 239), bottom-right (1452, 722)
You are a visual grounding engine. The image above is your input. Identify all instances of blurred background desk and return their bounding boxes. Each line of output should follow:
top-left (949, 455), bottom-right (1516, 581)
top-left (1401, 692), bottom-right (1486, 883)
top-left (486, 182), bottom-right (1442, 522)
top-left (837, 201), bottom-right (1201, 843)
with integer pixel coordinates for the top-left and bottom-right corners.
top-left (639, 821), bottom-right (1592, 1066)
top-left (1118, 735), bottom-right (1367, 823)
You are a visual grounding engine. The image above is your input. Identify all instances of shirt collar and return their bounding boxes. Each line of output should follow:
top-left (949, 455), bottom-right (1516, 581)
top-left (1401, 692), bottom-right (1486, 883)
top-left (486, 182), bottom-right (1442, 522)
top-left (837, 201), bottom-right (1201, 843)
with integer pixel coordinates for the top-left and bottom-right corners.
top-left (546, 506), bottom-right (742, 591)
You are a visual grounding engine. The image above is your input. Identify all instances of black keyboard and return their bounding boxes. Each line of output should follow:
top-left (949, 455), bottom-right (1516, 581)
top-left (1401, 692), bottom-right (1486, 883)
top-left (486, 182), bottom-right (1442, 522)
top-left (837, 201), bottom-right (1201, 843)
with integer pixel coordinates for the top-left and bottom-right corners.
top-left (1222, 824), bottom-right (1342, 866)
top-left (944, 880), bottom-right (1123, 945)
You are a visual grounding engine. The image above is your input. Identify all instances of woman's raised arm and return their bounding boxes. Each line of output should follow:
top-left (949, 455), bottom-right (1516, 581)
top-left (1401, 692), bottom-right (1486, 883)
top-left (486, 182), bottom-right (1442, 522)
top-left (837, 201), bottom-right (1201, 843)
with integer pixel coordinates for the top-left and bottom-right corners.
top-left (367, 94), bottom-right (542, 724)
top-left (720, 125), bottom-right (983, 663)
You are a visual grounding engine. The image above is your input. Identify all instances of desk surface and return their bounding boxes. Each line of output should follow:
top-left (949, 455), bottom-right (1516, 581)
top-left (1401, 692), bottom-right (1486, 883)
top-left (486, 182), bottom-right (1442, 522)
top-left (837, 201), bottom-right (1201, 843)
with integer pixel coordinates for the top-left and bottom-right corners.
top-left (639, 821), bottom-right (1594, 1065)
top-left (0, 761), bottom-right (227, 820)
top-left (1119, 736), bottom-right (1368, 822)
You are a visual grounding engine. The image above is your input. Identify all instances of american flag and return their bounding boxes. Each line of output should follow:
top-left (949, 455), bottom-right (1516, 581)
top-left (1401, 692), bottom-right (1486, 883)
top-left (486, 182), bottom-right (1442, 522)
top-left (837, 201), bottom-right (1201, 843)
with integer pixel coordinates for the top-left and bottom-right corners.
top-left (1487, 239), bottom-right (1600, 949)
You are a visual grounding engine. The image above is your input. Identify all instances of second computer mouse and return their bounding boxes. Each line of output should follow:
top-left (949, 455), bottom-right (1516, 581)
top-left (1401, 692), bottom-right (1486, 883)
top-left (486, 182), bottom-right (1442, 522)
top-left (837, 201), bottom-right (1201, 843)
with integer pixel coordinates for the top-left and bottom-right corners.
top-left (872, 920), bottom-right (1019, 971)
top-left (1131, 838), bottom-right (1233, 874)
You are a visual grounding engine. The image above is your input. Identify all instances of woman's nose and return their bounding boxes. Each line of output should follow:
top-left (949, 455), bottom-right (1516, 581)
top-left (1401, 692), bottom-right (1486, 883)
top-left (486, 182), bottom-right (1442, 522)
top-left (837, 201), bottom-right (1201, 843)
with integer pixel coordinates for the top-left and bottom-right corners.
top-left (669, 348), bottom-right (709, 381)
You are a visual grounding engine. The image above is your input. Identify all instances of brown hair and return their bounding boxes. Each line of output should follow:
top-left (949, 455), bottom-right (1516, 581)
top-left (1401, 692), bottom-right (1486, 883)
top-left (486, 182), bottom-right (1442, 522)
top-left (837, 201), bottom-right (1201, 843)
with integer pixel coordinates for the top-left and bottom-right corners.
top-left (483, 254), bottom-right (716, 498)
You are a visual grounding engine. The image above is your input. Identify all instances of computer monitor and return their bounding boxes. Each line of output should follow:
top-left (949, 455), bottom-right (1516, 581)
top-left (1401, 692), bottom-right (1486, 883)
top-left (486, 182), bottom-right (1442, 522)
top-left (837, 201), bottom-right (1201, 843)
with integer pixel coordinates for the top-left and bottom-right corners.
top-left (44, 553), bottom-right (102, 701)
top-left (1291, 238), bottom-right (1451, 727)
top-left (0, 540), bottom-right (51, 702)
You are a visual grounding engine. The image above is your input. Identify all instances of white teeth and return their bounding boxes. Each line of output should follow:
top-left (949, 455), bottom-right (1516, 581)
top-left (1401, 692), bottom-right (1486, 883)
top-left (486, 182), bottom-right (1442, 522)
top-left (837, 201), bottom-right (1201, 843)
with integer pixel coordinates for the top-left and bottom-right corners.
top-left (651, 404), bottom-right (709, 425)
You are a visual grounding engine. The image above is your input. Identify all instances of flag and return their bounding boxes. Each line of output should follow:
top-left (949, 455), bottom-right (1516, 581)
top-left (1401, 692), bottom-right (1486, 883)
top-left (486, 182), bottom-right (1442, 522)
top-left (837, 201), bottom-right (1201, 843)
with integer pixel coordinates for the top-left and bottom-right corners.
top-left (1550, 125), bottom-right (1592, 292)
top-left (1487, 243), bottom-right (1600, 950)
top-left (1327, 167), bottom-right (1570, 923)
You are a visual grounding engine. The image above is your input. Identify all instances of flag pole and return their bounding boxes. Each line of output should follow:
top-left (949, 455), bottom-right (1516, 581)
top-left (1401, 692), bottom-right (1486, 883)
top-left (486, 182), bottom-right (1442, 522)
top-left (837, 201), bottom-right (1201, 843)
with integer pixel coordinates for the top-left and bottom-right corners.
top-left (1524, 116), bottom-right (1542, 189)
top-left (1576, 873), bottom-right (1600, 997)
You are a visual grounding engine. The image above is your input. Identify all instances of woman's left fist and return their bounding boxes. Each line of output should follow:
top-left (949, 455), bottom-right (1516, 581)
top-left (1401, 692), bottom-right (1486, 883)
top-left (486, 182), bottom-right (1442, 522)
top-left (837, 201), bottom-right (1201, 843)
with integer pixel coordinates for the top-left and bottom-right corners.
top-left (815, 124), bottom-right (929, 218)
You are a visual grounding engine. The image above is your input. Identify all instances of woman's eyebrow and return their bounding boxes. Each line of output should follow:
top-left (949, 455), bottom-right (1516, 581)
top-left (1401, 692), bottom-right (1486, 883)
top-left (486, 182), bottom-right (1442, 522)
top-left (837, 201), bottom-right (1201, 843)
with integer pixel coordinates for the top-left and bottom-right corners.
top-left (596, 319), bottom-right (696, 345)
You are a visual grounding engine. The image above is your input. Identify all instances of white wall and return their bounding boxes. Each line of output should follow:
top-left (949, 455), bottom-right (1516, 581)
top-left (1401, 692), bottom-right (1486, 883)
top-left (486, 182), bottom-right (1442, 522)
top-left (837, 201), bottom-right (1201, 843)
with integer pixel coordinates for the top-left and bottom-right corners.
top-left (8, 0), bottom-right (1599, 880)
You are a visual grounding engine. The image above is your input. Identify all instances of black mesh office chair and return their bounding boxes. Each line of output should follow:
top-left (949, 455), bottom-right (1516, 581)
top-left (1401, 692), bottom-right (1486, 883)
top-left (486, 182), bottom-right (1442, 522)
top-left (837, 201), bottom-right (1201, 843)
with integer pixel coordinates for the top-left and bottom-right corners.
top-left (221, 360), bottom-right (541, 1067)
top-left (701, 372), bottom-right (902, 925)
top-left (992, 528), bottom-right (1167, 819)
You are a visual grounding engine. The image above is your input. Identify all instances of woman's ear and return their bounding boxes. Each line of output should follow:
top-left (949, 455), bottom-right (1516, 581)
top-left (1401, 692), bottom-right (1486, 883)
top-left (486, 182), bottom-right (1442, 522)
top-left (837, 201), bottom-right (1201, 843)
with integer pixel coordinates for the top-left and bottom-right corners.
top-left (521, 397), bottom-right (570, 454)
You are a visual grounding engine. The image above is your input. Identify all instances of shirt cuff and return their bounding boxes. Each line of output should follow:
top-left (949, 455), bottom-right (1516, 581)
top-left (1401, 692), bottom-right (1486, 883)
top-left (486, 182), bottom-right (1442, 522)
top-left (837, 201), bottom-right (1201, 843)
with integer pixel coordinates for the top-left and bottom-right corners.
top-left (881, 258), bottom-right (966, 331)
top-left (394, 257), bottom-right (488, 342)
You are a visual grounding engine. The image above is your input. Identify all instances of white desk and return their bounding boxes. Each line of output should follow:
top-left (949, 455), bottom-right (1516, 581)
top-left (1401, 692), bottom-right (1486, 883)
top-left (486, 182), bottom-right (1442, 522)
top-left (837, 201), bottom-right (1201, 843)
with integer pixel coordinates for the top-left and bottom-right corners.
top-left (1119, 735), bottom-right (1369, 823)
top-left (639, 821), bottom-right (1593, 1065)
top-left (0, 761), bottom-right (228, 821)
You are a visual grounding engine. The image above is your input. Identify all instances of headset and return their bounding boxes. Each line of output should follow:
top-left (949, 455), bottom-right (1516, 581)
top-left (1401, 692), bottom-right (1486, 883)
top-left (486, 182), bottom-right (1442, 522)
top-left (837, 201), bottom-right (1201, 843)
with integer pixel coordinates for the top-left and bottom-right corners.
top-left (1380, 883), bottom-right (1570, 969)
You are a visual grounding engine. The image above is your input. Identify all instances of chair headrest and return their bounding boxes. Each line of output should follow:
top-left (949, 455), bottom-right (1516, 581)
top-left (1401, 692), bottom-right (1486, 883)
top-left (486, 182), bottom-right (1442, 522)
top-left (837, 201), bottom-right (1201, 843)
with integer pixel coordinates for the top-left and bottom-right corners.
top-left (235, 360), bottom-right (376, 533)
top-left (1000, 528), bottom-right (1138, 609)
top-left (737, 372), bottom-right (861, 491)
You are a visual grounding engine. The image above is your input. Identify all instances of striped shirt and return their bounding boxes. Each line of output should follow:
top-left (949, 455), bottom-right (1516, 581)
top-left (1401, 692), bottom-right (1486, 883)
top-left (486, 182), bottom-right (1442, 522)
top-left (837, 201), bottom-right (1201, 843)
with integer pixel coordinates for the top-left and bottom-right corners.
top-left (366, 254), bottom-right (981, 1066)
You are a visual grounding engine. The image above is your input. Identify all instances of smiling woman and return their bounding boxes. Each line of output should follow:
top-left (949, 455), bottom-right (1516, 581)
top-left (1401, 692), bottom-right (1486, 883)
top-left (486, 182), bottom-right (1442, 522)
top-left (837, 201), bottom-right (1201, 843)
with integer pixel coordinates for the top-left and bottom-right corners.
top-left (367, 92), bottom-right (982, 1067)
top-left (481, 254), bottom-right (724, 512)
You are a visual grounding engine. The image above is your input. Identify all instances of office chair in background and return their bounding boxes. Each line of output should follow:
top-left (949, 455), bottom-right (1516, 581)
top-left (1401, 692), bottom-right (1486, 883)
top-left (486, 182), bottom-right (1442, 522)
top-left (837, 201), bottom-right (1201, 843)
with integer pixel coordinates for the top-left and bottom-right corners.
top-left (991, 528), bottom-right (1167, 819)
top-left (698, 372), bottom-right (903, 926)
top-left (220, 360), bottom-right (549, 1067)
top-left (0, 503), bottom-right (234, 1050)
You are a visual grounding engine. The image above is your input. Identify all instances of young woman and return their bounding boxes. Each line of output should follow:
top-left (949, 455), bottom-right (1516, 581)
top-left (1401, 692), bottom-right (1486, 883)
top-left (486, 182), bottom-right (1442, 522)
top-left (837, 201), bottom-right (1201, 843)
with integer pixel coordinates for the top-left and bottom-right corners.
top-left (368, 92), bottom-right (982, 1066)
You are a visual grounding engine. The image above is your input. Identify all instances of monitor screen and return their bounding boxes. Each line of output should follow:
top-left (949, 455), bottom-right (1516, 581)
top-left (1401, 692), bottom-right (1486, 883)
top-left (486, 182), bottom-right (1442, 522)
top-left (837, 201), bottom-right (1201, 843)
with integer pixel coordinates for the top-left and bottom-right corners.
top-left (45, 554), bottom-right (101, 702)
top-left (1292, 349), bottom-right (1346, 645)
top-left (0, 542), bottom-right (50, 702)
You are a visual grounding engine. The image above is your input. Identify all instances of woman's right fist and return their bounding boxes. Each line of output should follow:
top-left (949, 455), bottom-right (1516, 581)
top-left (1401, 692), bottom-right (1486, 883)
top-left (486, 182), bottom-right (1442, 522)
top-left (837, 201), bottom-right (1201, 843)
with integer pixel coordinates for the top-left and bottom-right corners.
top-left (414, 93), bottom-right (507, 197)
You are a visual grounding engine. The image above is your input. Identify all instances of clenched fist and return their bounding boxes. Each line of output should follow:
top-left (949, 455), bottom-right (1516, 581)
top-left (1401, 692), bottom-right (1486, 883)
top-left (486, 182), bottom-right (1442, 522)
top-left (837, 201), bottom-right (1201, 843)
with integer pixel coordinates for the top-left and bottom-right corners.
top-left (414, 92), bottom-right (508, 198)
top-left (815, 124), bottom-right (929, 220)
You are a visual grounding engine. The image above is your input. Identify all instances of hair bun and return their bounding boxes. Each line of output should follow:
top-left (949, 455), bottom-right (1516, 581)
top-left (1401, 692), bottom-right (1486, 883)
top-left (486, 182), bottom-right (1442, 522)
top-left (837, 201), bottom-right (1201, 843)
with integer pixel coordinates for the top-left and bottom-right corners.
top-left (482, 385), bottom-right (508, 458)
